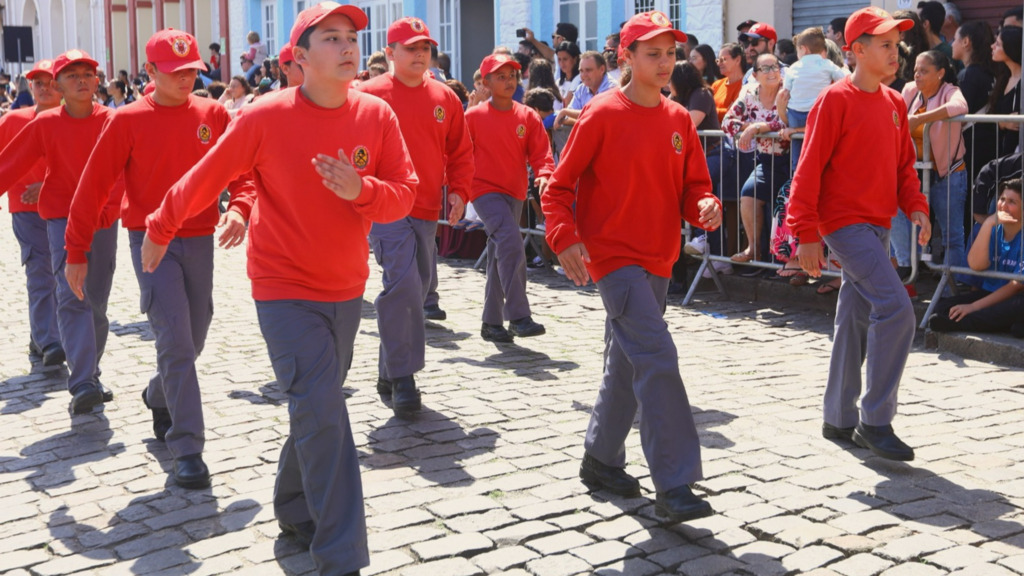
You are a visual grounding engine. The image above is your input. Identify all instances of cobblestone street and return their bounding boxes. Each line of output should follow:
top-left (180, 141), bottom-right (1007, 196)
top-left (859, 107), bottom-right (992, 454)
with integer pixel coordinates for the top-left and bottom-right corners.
top-left (1, 223), bottom-right (1023, 576)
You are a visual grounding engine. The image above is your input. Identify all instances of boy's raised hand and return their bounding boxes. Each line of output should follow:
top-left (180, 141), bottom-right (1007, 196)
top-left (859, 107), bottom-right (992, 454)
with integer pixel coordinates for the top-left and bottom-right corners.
top-left (558, 242), bottom-right (591, 286)
top-left (313, 149), bottom-right (363, 201)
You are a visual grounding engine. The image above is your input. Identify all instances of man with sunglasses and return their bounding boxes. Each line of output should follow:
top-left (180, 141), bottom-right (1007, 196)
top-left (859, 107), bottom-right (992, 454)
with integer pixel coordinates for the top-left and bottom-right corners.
top-left (741, 22), bottom-right (785, 83)
top-left (519, 22), bottom-right (579, 63)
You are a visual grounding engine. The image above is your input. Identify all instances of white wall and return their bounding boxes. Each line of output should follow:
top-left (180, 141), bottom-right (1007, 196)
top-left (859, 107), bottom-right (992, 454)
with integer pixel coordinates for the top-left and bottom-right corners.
top-left (497, 0), bottom-right (529, 53)
top-left (687, 0), bottom-right (722, 50)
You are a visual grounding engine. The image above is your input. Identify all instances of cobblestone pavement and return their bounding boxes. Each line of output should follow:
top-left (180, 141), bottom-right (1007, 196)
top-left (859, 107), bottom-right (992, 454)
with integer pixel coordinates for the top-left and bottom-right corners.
top-left (1, 222), bottom-right (1024, 576)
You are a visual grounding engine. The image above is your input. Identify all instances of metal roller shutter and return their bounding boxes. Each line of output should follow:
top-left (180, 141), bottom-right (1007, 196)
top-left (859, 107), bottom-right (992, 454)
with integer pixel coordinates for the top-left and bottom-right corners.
top-left (792, 0), bottom-right (869, 35)
top-left (958, 0), bottom-right (1021, 30)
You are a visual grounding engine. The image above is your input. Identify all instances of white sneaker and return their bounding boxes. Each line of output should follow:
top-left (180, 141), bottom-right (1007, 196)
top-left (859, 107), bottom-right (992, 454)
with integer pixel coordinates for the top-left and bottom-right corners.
top-left (702, 260), bottom-right (734, 279)
top-left (684, 235), bottom-right (707, 256)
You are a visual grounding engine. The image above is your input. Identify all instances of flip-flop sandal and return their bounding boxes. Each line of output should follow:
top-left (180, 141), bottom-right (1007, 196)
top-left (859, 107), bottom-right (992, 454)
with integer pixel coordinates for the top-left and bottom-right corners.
top-left (789, 271), bottom-right (809, 286)
top-left (816, 281), bottom-right (840, 295)
top-left (776, 265), bottom-right (803, 278)
top-left (731, 252), bottom-right (755, 263)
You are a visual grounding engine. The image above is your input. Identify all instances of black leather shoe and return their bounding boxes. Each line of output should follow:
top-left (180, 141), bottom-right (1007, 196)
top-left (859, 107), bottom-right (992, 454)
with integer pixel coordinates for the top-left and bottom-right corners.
top-left (579, 453), bottom-right (641, 497)
top-left (822, 422), bottom-right (854, 441)
top-left (391, 375), bottom-right (421, 418)
top-left (424, 305), bottom-right (447, 321)
top-left (42, 342), bottom-right (66, 367)
top-left (509, 316), bottom-right (545, 338)
top-left (376, 377), bottom-right (393, 399)
top-left (98, 382), bottom-right (114, 403)
top-left (70, 384), bottom-right (103, 414)
top-left (655, 484), bottom-right (714, 523)
top-left (174, 453), bottom-right (211, 489)
top-left (481, 323), bottom-right (514, 343)
top-left (142, 389), bottom-right (172, 442)
top-left (278, 519), bottom-right (316, 549)
top-left (853, 423), bottom-right (915, 461)
top-left (29, 341), bottom-right (43, 363)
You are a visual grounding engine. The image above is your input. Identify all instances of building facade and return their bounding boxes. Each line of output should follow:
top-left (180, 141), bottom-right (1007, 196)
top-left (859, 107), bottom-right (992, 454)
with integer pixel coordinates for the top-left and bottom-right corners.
top-left (1, 0), bottom-right (1018, 81)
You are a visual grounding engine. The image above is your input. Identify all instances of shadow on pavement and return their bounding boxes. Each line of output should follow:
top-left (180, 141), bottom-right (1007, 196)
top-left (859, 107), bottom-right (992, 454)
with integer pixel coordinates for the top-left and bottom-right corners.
top-left (109, 320), bottom-right (155, 342)
top-left (0, 363), bottom-right (69, 415)
top-left (570, 401), bottom-right (736, 450)
top-left (439, 342), bottom-right (580, 382)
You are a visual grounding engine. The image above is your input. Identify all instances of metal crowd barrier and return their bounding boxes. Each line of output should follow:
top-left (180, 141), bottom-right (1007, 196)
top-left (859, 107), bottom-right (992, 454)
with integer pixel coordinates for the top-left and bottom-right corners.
top-left (916, 113), bottom-right (1024, 329)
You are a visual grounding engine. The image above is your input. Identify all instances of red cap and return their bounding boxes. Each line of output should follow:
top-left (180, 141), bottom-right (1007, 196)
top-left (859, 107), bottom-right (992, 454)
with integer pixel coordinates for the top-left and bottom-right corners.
top-left (479, 53), bottom-right (520, 77)
top-left (146, 29), bottom-right (207, 73)
top-left (52, 49), bottom-right (99, 78)
top-left (25, 59), bottom-right (56, 80)
top-left (739, 22), bottom-right (777, 43)
top-left (843, 7), bottom-right (914, 51)
top-left (289, 2), bottom-right (369, 48)
top-left (619, 11), bottom-right (687, 58)
top-left (387, 17), bottom-right (437, 46)
top-left (279, 43), bottom-right (294, 65)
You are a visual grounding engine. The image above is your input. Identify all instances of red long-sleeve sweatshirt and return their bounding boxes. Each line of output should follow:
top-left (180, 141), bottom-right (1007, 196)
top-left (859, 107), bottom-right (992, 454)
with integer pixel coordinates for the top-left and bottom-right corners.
top-left (465, 101), bottom-right (553, 201)
top-left (146, 87), bottom-right (418, 302)
top-left (66, 94), bottom-right (256, 264)
top-left (0, 103), bottom-right (123, 224)
top-left (786, 77), bottom-right (928, 243)
top-left (0, 108), bottom-right (44, 213)
top-left (542, 90), bottom-right (719, 282)
top-left (357, 74), bottom-right (473, 220)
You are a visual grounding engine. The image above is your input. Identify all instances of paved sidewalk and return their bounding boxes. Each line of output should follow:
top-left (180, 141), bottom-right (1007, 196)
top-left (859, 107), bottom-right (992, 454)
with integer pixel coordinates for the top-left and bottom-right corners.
top-left (1, 222), bottom-right (1023, 576)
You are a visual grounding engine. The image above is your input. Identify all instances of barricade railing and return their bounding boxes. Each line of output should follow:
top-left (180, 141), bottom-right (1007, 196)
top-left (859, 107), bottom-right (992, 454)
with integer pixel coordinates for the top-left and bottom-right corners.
top-left (917, 113), bottom-right (1024, 329)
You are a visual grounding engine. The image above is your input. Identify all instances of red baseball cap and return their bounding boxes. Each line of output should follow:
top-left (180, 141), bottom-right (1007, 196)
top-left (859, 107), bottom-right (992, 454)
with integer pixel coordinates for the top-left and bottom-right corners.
top-left (387, 17), bottom-right (437, 46)
top-left (289, 2), bottom-right (369, 48)
top-left (843, 7), bottom-right (914, 51)
top-left (479, 53), bottom-right (520, 77)
top-left (25, 59), bottom-right (56, 80)
top-left (279, 43), bottom-right (294, 65)
top-left (146, 29), bottom-right (207, 73)
top-left (619, 11), bottom-right (687, 58)
top-left (739, 22), bottom-right (777, 43)
top-left (52, 49), bottom-right (99, 78)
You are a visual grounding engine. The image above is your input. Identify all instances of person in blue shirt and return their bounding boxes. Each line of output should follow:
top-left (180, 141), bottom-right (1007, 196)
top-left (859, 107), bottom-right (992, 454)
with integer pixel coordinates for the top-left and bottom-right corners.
top-left (929, 178), bottom-right (1024, 335)
top-left (554, 51), bottom-right (617, 129)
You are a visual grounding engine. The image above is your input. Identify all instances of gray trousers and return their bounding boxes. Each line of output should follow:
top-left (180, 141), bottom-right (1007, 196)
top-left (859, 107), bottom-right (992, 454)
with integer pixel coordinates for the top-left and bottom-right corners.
top-left (129, 231), bottom-right (213, 459)
top-left (474, 193), bottom-right (530, 325)
top-left (48, 218), bottom-right (118, 393)
top-left (823, 224), bottom-right (915, 428)
top-left (12, 212), bottom-right (59, 350)
top-left (369, 216), bottom-right (436, 379)
top-left (256, 298), bottom-right (369, 576)
top-left (586, 266), bottom-right (704, 492)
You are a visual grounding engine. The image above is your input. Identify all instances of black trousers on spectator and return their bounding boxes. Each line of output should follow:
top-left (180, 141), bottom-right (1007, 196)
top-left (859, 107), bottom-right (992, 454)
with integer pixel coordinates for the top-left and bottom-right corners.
top-left (930, 290), bottom-right (1024, 333)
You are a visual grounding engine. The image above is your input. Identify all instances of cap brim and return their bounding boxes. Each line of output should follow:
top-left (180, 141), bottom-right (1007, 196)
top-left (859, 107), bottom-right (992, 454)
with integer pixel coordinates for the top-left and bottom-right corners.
top-left (55, 58), bottom-right (100, 77)
top-left (25, 70), bottom-right (53, 80)
top-left (397, 34), bottom-right (438, 46)
top-left (636, 29), bottom-right (688, 45)
top-left (154, 60), bottom-right (208, 74)
top-left (315, 5), bottom-right (369, 32)
top-left (843, 19), bottom-right (913, 51)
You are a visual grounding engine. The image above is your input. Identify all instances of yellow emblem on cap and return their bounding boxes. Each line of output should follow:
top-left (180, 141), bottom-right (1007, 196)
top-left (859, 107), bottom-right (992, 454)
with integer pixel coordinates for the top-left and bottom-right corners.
top-left (40, 60), bottom-right (52, 70)
top-left (672, 132), bottom-right (683, 154)
top-left (650, 11), bottom-right (671, 28)
top-left (197, 124), bottom-right (212, 144)
top-left (516, 124), bottom-right (526, 138)
top-left (352, 146), bottom-right (370, 170)
top-left (172, 37), bottom-right (191, 57)
top-left (433, 105), bottom-right (445, 123)
top-left (66, 49), bottom-right (84, 60)
top-left (410, 18), bottom-right (425, 33)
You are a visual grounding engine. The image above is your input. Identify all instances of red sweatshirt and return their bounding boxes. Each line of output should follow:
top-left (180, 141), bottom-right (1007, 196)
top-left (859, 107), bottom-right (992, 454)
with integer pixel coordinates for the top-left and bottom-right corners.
top-left (0, 103), bottom-right (123, 224)
top-left (465, 101), bottom-right (554, 201)
top-left (66, 94), bottom-right (256, 264)
top-left (786, 77), bottom-right (927, 243)
top-left (0, 108), bottom-right (45, 213)
top-left (542, 90), bottom-right (719, 282)
top-left (357, 74), bottom-right (474, 220)
top-left (146, 87), bottom-right (418, 302)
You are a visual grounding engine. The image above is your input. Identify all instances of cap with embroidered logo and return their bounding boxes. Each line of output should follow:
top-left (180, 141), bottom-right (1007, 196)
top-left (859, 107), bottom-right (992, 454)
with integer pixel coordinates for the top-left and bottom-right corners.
top-left (388, 17), bottom-right (437, 46)
top-left (52, 49), bottom-right (99, 78)
top-left (26, 59), bottom-right (56, 80)
top-left (146, 29), bottom-right (207, 73)
top-left (843, 7), bottom-right (914, 51)
top-left (619, 11), bottom-right (687, 58)
top-left (479, 53), bottom-right (520, 77)
top-left (289, 2), bottom-right (369, 48)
